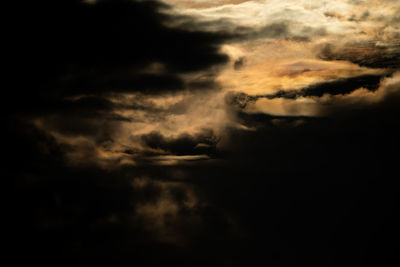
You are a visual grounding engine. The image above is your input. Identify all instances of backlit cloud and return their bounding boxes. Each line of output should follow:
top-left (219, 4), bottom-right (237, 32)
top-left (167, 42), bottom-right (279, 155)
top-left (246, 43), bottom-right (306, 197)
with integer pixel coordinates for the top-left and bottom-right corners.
top-left (9, 1), bottom-right (400, 266)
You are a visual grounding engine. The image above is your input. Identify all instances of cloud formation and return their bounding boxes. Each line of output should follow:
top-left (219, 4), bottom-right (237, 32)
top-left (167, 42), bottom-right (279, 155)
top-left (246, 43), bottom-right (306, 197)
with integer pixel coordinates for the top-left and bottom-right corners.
top-left (9, 1), bottom-right (400, 266)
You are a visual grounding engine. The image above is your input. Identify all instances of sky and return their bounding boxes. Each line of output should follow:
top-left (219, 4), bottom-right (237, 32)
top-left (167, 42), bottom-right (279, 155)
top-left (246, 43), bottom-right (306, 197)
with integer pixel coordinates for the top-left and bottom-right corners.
top-left (8, 1), bottom-right (400, 266)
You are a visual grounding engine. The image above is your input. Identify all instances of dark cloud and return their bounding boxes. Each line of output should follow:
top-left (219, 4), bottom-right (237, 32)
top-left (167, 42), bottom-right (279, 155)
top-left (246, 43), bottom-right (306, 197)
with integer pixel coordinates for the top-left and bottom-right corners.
top-left (141, 129), bottom-right (219, 156)
top-left (266, 74), bottom-right (385, 99)
top-left (226, 74), bottom-right (386, 112)
top-left (319, 43), bottom-right (400, 69)
top-left (226, 91), bottom-right (258, 110)
top-left (11, 0), bottom-right (231, 116)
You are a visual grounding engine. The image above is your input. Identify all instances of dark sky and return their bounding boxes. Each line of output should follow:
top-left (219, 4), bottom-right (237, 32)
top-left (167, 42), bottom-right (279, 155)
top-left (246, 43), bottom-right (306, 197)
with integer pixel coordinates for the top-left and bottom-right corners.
top-left (8, 1), bottom-right (400, 266)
